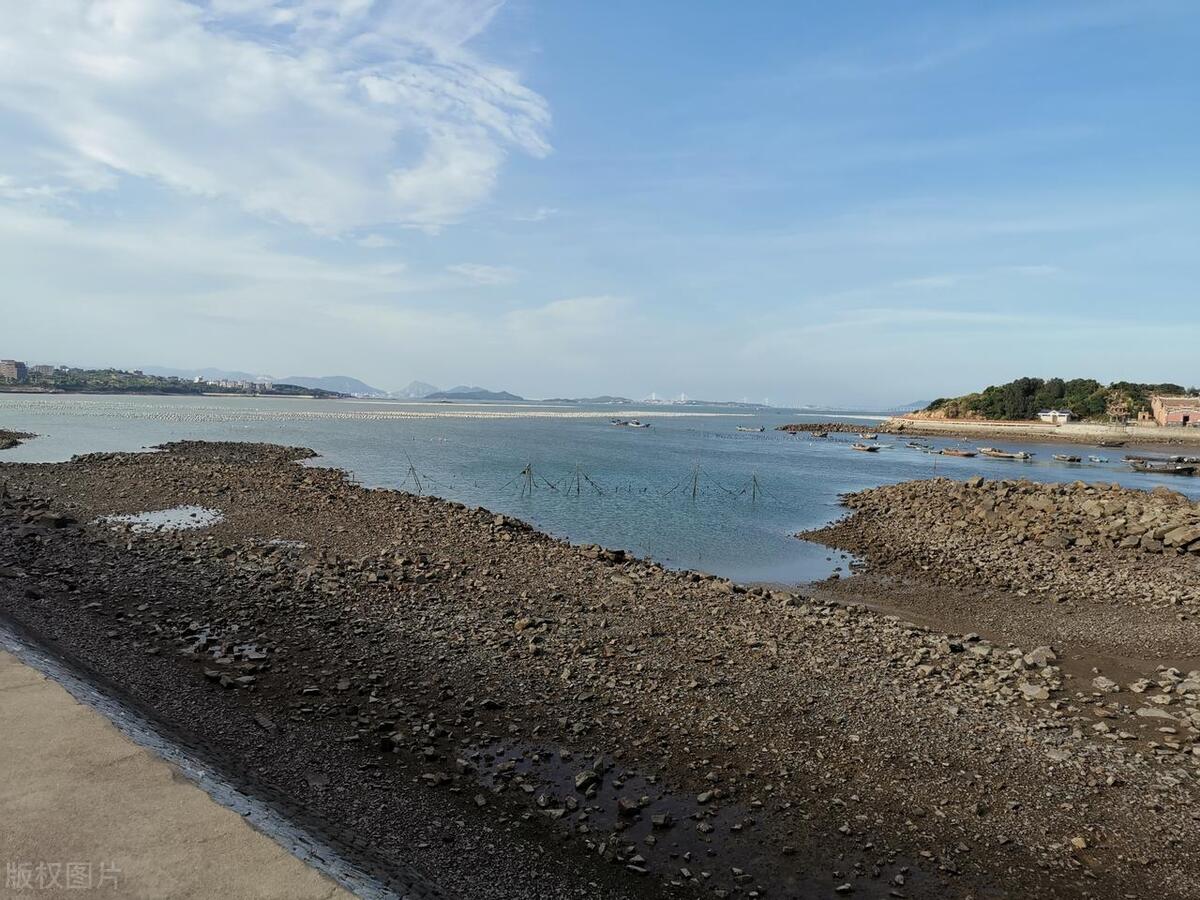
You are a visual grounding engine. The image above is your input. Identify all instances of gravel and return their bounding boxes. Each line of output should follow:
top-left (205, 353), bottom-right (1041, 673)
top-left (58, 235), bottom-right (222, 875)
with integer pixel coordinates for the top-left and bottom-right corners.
top-left (4, 444), bottom-right (1200, 899)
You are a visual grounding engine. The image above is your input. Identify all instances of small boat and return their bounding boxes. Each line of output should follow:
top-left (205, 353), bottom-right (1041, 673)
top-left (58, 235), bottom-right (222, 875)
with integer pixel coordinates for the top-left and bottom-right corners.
top-left (850, 442), bottom-right (879, 453)
top-left (1052, 454), bottom-right (1082, 463)
top-left (611, 419), bottom-right (650, 428)
top-left (1098, 440), bottom-right (1125, 447)
top-left (940, 448), bottom-right (977, 458)
top-left (978, 447), bottom-right (1033, 460)
top-left (1123, 454), bottom-right (1200, 464)
top-left (811, 431), bottom-right (829, 438)
top-left (1129, 459), bottom-right (1197, 476)
top-left (857, 432), bottom-right (878, 440)
top-left (736, 425), bottom-right (765, 432)
top-left (1088, 456), bottom-right (1108, 463)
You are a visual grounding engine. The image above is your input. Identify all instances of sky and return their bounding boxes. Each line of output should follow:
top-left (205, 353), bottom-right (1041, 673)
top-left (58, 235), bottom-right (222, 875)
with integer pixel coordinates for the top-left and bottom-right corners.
top-left (1, 0), bottom-right (1198, 406)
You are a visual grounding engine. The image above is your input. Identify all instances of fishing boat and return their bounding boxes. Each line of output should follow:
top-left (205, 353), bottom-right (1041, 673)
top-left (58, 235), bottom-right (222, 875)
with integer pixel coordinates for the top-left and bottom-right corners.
top-left (1098, 439), bottom-right (1125, 448)
top-left (1128, 459), bottom-right (1197, 476)
top-left (857, 432), bottom-right (879, 440)
top-left (811, 431), bottom-right (829, 438)
top-left (940, 448), bottom-right (977, 458)
top-left (736, 425), bottom-right (765, 432)
top-left (978, 447), bottom-right (1033, 460)
top-left (1088, 456), bottom-right (1108, 463)
top-left (850, 442), bottom-right (879, 453)
top-left (1052, 454), bottom-right (1082, 463)
top-left (611, 419), bottom-right (650, 428)
top-left (1123, 454), bottom-right (1200, 464)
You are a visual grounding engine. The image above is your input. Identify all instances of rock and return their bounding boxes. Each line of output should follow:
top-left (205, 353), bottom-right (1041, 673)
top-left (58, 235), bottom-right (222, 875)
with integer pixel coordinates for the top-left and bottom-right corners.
top-left (1136, 707), bottom-right (1176, 721)
top-left (1163, 524), bottom-right (1200, 548)
top-left (1019, 682), bottom-right (1050, 701)
top-left (1091, 676), bottom-right (1120, 693)
top-left (1024, 646), bottom-right (1056, 667)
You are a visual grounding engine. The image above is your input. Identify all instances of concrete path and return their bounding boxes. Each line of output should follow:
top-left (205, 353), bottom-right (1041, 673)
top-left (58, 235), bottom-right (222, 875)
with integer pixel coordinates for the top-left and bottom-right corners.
top-left (0, 650), bottom-right (353, 899)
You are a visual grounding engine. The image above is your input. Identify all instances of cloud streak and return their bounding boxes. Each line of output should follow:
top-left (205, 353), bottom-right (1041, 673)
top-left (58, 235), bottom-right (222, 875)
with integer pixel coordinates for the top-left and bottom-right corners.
top-left (0, 0), bottom-right (549, 232)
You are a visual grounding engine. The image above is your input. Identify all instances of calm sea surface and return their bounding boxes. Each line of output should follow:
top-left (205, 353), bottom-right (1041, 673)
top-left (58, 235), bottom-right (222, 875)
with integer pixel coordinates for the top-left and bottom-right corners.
top-left (2, 394), bottom-right (1197, 584)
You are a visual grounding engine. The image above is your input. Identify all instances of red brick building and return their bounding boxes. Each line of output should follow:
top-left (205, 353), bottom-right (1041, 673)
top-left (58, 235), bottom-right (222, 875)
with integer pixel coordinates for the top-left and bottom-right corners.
top-left (1151, 395), bottom-right (1200, 427)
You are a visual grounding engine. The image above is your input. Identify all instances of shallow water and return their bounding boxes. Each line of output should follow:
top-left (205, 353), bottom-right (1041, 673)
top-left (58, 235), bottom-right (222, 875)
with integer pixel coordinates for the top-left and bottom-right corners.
top-left (99, 505), bottom-right (224, 532)
top-left (2, 393), bottom-right (1197, 584)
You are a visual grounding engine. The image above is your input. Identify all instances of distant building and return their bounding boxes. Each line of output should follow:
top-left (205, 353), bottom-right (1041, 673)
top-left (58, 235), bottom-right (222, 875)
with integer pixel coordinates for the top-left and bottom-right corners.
top-left (0, 359), bottom-right (27, 383)
top-left (1151, 395), bottom-right (1200, 427)
top-left (1037, 408), bottom-right (1074, 424)
top-left (29, 364), bottom-right (57, 378)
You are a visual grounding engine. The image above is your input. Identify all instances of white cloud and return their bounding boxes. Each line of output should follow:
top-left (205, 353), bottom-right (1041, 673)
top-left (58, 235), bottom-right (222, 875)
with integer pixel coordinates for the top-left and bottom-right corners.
top-left (447, 262), bottom-right (517, 285)
top-left (0, 0), bottom-right (549, 232)
top-left (358, 233), bottom-right (399, 248)
top-left (504, 295), bottom-right (632, 339)
top-left (513, 205), bottom-right (559, 222)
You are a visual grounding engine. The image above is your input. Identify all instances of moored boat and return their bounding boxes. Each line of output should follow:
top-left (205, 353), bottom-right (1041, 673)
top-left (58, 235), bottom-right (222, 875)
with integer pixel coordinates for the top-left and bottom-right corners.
top-left (1128, 459), bottom-right (1197, 475)
top-left (611, 419), bottom-right (651, 428)
top-left (978, 447), bottom-right (1033, 460)
top-left (1123, 454), bottom-right (1200, 464)
top-left (940, 448), bottom-right (977, 458)
top-left (736, 425), bottom-right (766, 432)
top-left (1052, 454), bottom-right (1082, 463)
top-left (1088, 456), bottom-right (1108, 463)
top-left (811, 431), bottom-right (828, 438)
top-left (857, 432), bottom-right (878, 440)
top-left (850, 442), bottom-right (879, 453)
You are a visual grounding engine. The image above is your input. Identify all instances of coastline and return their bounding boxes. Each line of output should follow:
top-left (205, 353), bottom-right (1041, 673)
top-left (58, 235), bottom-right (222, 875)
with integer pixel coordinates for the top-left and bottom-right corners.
top-left (882, 414), bottom-right (1200, 448)
top-left (0, 429), bottom-right (35, 451)
top-left (3, 441), bottom-right (1199, 898)
top-left (0, 387), bottom-right (332, 399)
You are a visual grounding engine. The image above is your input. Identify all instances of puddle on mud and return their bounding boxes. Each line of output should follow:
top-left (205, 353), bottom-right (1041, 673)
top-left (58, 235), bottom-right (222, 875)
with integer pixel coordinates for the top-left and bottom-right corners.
top-left (98, 505), bottom-right (224, 532)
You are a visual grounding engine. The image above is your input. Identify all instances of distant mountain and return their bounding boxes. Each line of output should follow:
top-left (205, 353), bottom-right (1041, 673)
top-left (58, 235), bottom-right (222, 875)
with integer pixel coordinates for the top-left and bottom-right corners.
top-left (425, 386), bottom-right (524, 401)
top-left (142, 365), bottom-right (266, 382)
top-left (541, 396), bottom-right (632, 404)
top-left (390, 380), bottom-right (440, 399)
top-left (281, 375), bottom-right (387, 397)
top-left (886, 400), bottom-right (932, 413)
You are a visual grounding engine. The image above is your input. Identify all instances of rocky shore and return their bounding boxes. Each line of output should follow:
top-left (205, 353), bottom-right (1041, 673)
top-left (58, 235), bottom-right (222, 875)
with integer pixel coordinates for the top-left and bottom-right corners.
top-left (3, 443), bottom-right (1200, 898)
top-left (805, 477), bottom-right (1200, 626)
top-left (0, 429), bottom-right (35, 450)
top-left (776, 423), bottom-right (877, 435)
top-left (880, 416), bottom-right (1200, 449)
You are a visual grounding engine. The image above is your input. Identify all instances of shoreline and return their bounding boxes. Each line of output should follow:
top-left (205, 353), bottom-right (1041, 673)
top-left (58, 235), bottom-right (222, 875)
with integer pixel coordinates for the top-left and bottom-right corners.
top-left (4, 441), bottom-right (1199, 898)
top-left (0, 429), bottom-right (36, 451)
top-left (882, 414), bottom-right (1200, 448)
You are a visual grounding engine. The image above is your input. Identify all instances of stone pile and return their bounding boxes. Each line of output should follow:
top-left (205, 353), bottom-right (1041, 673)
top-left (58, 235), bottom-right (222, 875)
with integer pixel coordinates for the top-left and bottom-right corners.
top-left (809, 477), bottom-right (1200, 612)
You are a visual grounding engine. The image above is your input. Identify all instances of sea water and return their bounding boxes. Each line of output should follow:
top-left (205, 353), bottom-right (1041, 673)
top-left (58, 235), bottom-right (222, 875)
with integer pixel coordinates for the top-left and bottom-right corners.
top-left (2, 394), bottom-right (1196, 584)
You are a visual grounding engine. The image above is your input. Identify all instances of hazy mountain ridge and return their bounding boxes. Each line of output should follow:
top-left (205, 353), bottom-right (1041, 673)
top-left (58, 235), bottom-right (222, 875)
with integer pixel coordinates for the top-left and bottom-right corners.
top-left (425, 387), bottom-right (524, 401)
top-left (391, 381), bottom-right (440, 399)
top-left (281, 375), bottom-right (387, 396)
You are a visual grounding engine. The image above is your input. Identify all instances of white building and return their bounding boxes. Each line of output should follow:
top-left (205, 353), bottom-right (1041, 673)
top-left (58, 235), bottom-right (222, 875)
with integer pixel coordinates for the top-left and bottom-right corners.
top-left (1037, 409), bottom-right (1074, 424)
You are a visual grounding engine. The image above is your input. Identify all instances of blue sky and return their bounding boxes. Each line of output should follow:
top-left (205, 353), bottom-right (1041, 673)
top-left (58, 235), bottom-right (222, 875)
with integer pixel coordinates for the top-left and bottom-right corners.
top-left (1, 0), bottom-right (1197, 405)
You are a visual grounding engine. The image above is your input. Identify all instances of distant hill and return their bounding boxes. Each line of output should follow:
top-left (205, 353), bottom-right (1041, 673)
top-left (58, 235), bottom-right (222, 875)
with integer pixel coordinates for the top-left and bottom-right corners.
top-left (390, 380), bottom-right (440, 399)
top-left (281, 375), bottom-right (387, 397)
top-left (882, 400), bottom-right (932, 414)
top-left (143, 365), bottom-right (266, 382)
top-left (923, 378), bottom-right (1197, 421)
top-left (425, 386), bottom-right (524, 401)
top-left (541, 396), bottom-right (632, 404)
